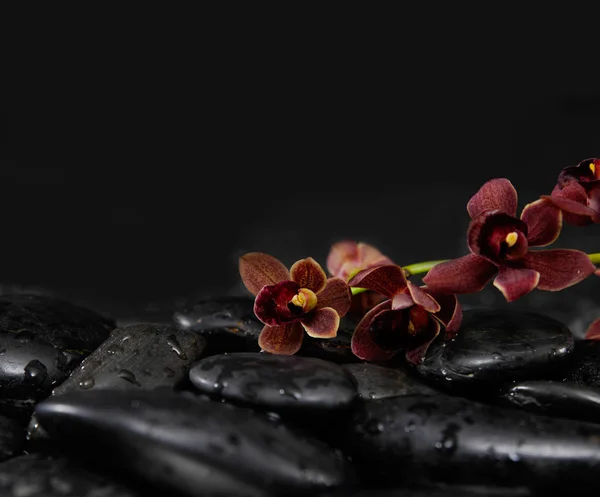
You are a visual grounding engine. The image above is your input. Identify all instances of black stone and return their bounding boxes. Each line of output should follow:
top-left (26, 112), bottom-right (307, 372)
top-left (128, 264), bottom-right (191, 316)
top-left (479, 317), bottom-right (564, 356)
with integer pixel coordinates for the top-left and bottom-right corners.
top-left (562, 340), bottom-right (600, 388)
top-left (323, 483), bottom-right (532, 496)
top-left (342, 363), bottom-right (440, 400)
top-left (0, 415), bottom-right (24, 462)
top-left (0, 294), bottom-right (114, 417)
top-left (35, 389), bottom-right (354, 496)
top-left (0, 453), bottom-right (145, 497)
top-left (173, 296), bottom-right (261, 355)
top-left (189, 352), bottom-right (357, 413)
top-left (499, 380), bottom-right (600, 424)
top-left (338, 394), bottom-right (600, 493)
top-left (298, 324), bottom-right (360, 364)
top-left (415, 309), bottom-right (574, 388)
top-left (27, 323), bottom-right (206, 442)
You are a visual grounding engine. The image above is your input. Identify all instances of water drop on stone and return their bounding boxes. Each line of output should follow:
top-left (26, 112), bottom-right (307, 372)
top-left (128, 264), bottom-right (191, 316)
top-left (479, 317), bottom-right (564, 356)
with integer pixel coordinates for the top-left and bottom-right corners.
top-left (118, 369), bottom-right (142, 387)
top-left (365, 419), bottom-right (384, 435)
top-left (16, 330), bottom-right (34, 342)
top-left (166, 334), bottom-right (188, 360)
top-left (24, 360), bottom-right (48, 385)
top-left (79, 377), bottom-right (95, 389)
top-left (107, 344), bottom-right (123, 355)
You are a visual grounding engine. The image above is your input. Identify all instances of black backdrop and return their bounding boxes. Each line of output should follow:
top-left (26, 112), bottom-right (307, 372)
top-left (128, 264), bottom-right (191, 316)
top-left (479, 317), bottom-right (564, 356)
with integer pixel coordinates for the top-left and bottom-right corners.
top-left (1, 61), bottom-right (599, 330)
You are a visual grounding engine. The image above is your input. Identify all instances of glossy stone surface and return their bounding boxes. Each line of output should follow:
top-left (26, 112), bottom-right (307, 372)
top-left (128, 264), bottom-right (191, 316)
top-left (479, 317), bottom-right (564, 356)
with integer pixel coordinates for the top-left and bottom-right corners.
top-left (298, 325), bottom-right (359, 364)
top-left (0, 294), bottom-right (114, 416)
top-left (339, 394), bottom-right (600, 492)
top-left (0, 453), bottom-right (145, 497)
top-left (35, 389), bottom-right (355, 496)
top-left (173, 296), bottom-right (261, 355)
top-left (500, 380), bottom-right (600, 423)
top-left (563, 340), bottom-right (600, 388)
top-left (342, 363), bottom-right (440, 400)
top-left (415, 309), bottom-right (574, 387)
top-left (189, 352), bottom-right (357, 412)
top-left (0, 415), bottom-right (24, 462)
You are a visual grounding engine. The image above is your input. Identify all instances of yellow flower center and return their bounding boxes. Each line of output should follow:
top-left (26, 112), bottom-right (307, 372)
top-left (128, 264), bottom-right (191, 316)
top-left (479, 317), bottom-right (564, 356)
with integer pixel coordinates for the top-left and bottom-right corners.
top-left (505, 231), bottom-right (519, 248)
top-left (591, 162), bottom-right (596, 175)
top-left (289, 288), bottom-right (318, 313)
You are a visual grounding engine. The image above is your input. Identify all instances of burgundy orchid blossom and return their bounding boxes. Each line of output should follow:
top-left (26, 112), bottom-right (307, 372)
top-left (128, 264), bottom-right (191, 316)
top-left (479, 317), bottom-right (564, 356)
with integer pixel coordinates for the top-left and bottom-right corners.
top-left (348, 264), bottom-right (462, 364)
top-left (543, 157), bottom-right (600, 226)
top-left (423, 178), bottom-right (597, 302)
top-left (326, 240), bottom-right (394, 319)
top-left (239, 252), bottom-right (351, 355)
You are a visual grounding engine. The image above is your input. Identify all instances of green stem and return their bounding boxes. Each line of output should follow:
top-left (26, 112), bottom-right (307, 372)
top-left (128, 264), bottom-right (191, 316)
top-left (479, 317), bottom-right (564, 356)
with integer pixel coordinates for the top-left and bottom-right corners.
top-left (403, 260), bottom-right (449, 276)
top-left (590, 253), bottom-right (600, 265)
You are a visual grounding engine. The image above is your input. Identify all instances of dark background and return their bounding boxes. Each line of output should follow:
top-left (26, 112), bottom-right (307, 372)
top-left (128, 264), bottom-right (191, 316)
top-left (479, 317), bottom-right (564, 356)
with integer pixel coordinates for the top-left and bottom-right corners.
top-left (1, 48), bottom-right (599, 334)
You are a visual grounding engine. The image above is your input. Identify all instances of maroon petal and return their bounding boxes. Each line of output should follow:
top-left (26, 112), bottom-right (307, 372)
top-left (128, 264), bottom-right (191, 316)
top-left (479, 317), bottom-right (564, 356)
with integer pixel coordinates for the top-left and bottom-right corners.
top-left (428, 291), bottom-right (462, 335)
top-left (290, 257), bottom-right (327, 293)
top-left (254, 281), bottom-right (300, 326)
top-left (407, 281), bottom-right (440, 313)
top-left (239, 253), bottom-right (290, 296)
top-left (543, 182), bottom-right (595, 226)
top-left (348, 264), bottom-right (407, 298)
top-left (326, 240), bottom-right (358, 279)
top-left (391, 292), bottom-right (415, 310)
top-left (520, 198), bottom-right (563, 247)
top-left (522, 249), bottom-right (596, 291)
top-left (585, 318), bottom-right (600, 340)
top-left (422, 254), bottom-right (497, 294)
top-left (258, 323), bottom-right (304, 355)
top-left (493, 266), bottom-right (540, 302)
top-left (358, 242), bottom-right (394, 267)
top-left (467, 210), bottom-right (529, 263)
top-left (316, 277), bottom-right (351, 316)
top-left (301, 307), bottom-right (340, 338)
top-left (467, 178), bottom-right (518, 219)
top-left (350, 300), bottom-right (397, 362)
top-left (405, 319), bottom-right (441, 365)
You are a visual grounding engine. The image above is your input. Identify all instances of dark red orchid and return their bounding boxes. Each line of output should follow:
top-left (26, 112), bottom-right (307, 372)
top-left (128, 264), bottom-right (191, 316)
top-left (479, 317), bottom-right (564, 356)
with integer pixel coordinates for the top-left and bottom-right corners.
top-left (239, 252), bottom-right (351, 355)
top-left (586, 318), bottom-right (600, 340)
top-left (348, 264), bottom-right (462, 364)
top-left (544, 158), bottom-right (600, 226)
top-left (423, 178), bottom-right (597, 302)
top-left (327, 240), bottom-right (394, 319)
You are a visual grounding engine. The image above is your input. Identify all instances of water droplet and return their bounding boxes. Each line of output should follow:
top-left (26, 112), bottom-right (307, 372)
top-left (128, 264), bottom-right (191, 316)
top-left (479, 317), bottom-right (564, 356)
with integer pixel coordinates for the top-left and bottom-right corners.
top-left (508, 451), bottom-right (521, 462)
top-left (117, 369), bottom-right (142, 387)
top-left (441, 369), bottom-right (447, 376)
top-left (15, 330), bottom-right (34, 342)
top-left (166, 335), bottom-right (188, 360)
top-left (24, 360), bottom-right (48, 385)
top-left (279, 388), bottom-right (285, 395)
top-left (435, 423), bottom-right (460, 455)
top-left (368, 391), bottom-right (377, 399)
top-left (79, 377), bottom-right (95, 389)
top-left (548, 348), bottom-right (558, 360)
top-left (365, 419), bottom-right (384, 435)
top-left (107, 344), bottom-right (123, 355)
top-left (492, 352), bottom-right (505, 361)
top-left (121, 336), bottom-right (131, 343)
top-left (163, 367), bottom-right (176, 378)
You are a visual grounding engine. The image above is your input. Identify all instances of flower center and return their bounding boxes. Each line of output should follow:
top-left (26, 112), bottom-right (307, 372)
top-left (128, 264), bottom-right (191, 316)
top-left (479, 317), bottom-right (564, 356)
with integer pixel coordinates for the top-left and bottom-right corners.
top-left (505, 231), bottom-right (519, 248)
top-left (288, 288), bottom-right (317, 314)
top-left (591, 162), bottom-right (596, 175)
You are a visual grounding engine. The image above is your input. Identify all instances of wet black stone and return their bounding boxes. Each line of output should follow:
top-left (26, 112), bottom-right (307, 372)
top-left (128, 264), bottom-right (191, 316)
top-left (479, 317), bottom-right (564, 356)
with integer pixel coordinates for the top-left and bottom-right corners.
top-left (298, 324), bottom-right (360, 364)
top-left (0, 453), bottom-right (145, 497)
top-left (339, 394), bottom-right (600, 493)
top-left (323, 483), bottom-right (532, 496)
top-left (0, 415), bottom-right (24, 462)
top-left (189, 352), bottom-right (357, 413)
top-left (499, 380), bottom-right (600, 424)
top-left (0, 294), bottom-right (114, 417)
top-left (342, 363), bottom-right (440, 400)
top-left (415, 309), bottom-right (574, 388)
top-left (562, 340), bottom-right (600, 388)
top-left (173, 296), bottom-right (261, 355)
top-left (35, 389), bottom-right (354, 496)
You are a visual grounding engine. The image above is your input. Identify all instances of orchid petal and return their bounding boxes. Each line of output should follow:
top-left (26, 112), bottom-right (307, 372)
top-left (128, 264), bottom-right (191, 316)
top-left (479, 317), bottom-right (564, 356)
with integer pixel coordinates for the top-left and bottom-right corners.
top-left (467, 178), bottom-right (518, 219)
top-left (543, 182), bottom-right (595, 226)
top-left (391, 292), bottom-right (414, 310)
top-left (290, 257), bottom-right (327, 293)
top-left (428, 290), bottom-right (462, 335)
top-left (493, 266), bottom-right (540, 302)
top-left (258, 322), bottom-right (304, 355)
top-left (350, 300), bottom-right (397, 362)
top-left (522, 249), bottom-right (596, 291)
top-left (326, 240), bottom-right (358, 278)
top-left (357, 242), bottom-right (394, 267)
top-left (239, 252), bottom-right (290, 296)
top-left (405, 319), bottom-right (441, 365)
top-left (422, 254), bottom-right (497, 294)
top-left (315, 277), bottom-right (351, 316)
top-left (348, 265), bottom-right (407, 298)
top-left (407, 281), bottom-right (440, 313)
top-left (301, 307), bottom-right (340, 338)
top-left (520, 198), bottom-right (563, 247)
top-left (254, 281), bottom-right (300, 326)
top-left (585, 318), bottom-right (600, 340)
